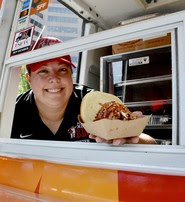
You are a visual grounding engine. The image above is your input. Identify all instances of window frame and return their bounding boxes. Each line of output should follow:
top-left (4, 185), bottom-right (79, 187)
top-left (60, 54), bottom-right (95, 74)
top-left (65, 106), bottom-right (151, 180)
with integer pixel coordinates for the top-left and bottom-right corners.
top-left (0, 10), bottom-right (185, 175)
top-left (0, 138), bottom-right (185, 176)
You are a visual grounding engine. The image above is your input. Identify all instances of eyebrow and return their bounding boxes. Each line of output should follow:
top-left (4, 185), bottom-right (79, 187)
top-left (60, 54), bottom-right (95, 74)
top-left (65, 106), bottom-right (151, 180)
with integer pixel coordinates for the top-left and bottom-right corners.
top-left (39, 64), bottom-right (71, 70)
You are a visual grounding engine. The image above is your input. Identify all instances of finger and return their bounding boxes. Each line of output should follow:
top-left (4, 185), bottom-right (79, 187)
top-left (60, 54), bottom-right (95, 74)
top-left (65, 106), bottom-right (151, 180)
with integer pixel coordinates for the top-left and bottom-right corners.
top-left (112, 138), bottom-right (126, 146)
top-left (127, 136), bottom-right (139, 143)
top-left (89, 134), bottom-right (96, 139)
top-left (133, 111), bottom-right (143, 118)
top-left (95, 136), bottom-right (106, 143)
top-left (89, 134), bottom-right (112, 143)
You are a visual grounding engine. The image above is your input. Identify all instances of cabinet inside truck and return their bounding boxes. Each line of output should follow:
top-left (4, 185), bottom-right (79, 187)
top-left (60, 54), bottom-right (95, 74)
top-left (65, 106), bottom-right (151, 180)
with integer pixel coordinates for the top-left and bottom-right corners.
top-left (100, 35), bottom-right (173, 144)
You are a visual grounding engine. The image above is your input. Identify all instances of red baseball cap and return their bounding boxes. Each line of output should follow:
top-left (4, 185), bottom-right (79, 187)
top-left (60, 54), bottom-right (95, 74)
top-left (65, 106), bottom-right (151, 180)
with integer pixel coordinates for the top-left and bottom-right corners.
top-left (26, 37), bottom-right (76, 72)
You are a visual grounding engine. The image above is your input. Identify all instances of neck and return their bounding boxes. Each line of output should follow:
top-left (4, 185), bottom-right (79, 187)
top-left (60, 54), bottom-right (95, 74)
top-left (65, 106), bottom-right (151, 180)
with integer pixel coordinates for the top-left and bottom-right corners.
top-left (40, 107), bottom-right (65, 121)
top-left (36, 101), bottom-right (68, 134)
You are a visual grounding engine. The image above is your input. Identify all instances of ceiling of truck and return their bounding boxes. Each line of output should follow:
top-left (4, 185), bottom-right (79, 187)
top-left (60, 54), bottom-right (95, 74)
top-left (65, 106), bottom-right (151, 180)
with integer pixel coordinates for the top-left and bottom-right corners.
top-left (80, 0), bottom-right (185, 28)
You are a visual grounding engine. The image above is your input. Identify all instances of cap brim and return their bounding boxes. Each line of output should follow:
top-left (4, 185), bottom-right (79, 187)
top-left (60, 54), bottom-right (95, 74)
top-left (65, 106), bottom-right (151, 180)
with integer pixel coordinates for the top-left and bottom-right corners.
top-left (60, 58), bottom-right (76, 68)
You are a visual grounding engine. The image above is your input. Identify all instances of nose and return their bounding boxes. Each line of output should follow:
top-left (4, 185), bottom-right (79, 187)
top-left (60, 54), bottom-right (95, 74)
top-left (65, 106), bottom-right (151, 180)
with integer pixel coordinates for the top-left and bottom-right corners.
top-left (48, 72), bottom-right (60, 83)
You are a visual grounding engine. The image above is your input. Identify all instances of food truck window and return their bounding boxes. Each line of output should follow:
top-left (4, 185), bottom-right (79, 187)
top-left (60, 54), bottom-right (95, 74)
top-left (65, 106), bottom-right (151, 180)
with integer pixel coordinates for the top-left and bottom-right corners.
top-left (1, 6), bottom-right (185, 148)
top-left (5, 32), bottom-right (175, 146)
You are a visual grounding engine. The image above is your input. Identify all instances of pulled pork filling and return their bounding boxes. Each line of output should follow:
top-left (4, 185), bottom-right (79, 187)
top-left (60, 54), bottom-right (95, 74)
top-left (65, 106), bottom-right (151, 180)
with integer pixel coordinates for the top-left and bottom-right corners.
top-left (94, 101), bottom-right (137, 121)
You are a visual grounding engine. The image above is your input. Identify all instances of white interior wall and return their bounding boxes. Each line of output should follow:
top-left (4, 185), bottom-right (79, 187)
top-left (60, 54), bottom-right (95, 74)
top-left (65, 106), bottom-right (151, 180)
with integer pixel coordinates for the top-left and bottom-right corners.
top-left (78, 23), bottom-right (97, 87)
top-left (0, 67), bottom-right (21, 138)
top-left (79, 23), bottom-right (111, 90)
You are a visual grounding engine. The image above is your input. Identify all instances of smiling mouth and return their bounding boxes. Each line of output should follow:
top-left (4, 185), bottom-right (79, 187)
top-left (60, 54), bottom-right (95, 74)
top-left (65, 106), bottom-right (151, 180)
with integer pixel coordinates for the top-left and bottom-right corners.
top-left (46, 88), bottom-right (63, 93)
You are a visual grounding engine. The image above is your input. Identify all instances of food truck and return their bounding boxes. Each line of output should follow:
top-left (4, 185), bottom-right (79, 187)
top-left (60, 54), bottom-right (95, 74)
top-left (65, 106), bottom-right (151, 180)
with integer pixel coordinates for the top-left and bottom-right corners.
top-left (0, 0), bottom-right (185, 201)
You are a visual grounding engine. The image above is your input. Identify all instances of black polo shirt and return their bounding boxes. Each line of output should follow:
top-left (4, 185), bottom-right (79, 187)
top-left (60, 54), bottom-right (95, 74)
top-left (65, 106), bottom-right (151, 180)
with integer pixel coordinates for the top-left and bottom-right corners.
top-left (11, 84), bottom-right (95, 142)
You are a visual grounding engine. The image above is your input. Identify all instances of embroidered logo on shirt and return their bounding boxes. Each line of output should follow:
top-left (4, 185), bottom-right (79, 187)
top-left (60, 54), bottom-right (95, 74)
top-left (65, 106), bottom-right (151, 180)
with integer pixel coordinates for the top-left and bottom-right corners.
top-left (68, 127), bottom-right (76, 139)
top-left (20, 133), bottom-right (33, 138)
top-left (68, 122), bottom-right (89, 140)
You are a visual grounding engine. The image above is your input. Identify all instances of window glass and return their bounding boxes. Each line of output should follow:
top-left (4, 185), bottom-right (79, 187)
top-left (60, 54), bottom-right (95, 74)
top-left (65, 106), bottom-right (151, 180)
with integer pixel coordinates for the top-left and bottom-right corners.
top-left (29, 0), bottom-right (83, 81)
top-left (30, 0), bottom-right (83, 44)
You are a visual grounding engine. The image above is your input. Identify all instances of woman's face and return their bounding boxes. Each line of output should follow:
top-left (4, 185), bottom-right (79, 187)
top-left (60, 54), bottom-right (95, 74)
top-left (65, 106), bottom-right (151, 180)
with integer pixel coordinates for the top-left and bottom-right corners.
top-left (26, 60), bottom-right (73, 109)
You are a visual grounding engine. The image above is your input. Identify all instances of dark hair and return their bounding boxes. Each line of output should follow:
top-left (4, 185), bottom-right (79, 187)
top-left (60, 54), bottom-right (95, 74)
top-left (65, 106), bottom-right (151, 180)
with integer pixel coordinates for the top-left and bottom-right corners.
top-left (27, 68), bottom-right (31, 75)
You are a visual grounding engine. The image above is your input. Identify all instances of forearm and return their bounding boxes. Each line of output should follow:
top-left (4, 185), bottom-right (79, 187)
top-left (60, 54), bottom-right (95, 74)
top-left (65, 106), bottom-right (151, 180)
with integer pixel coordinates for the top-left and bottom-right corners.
top-left (138, 133), bottom-right (156, 144)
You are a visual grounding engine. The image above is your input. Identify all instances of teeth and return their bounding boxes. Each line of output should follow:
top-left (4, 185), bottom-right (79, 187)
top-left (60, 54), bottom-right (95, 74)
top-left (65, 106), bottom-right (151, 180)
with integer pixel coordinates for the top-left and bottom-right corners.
top-left (47, 88), bottom-right (61, 93)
